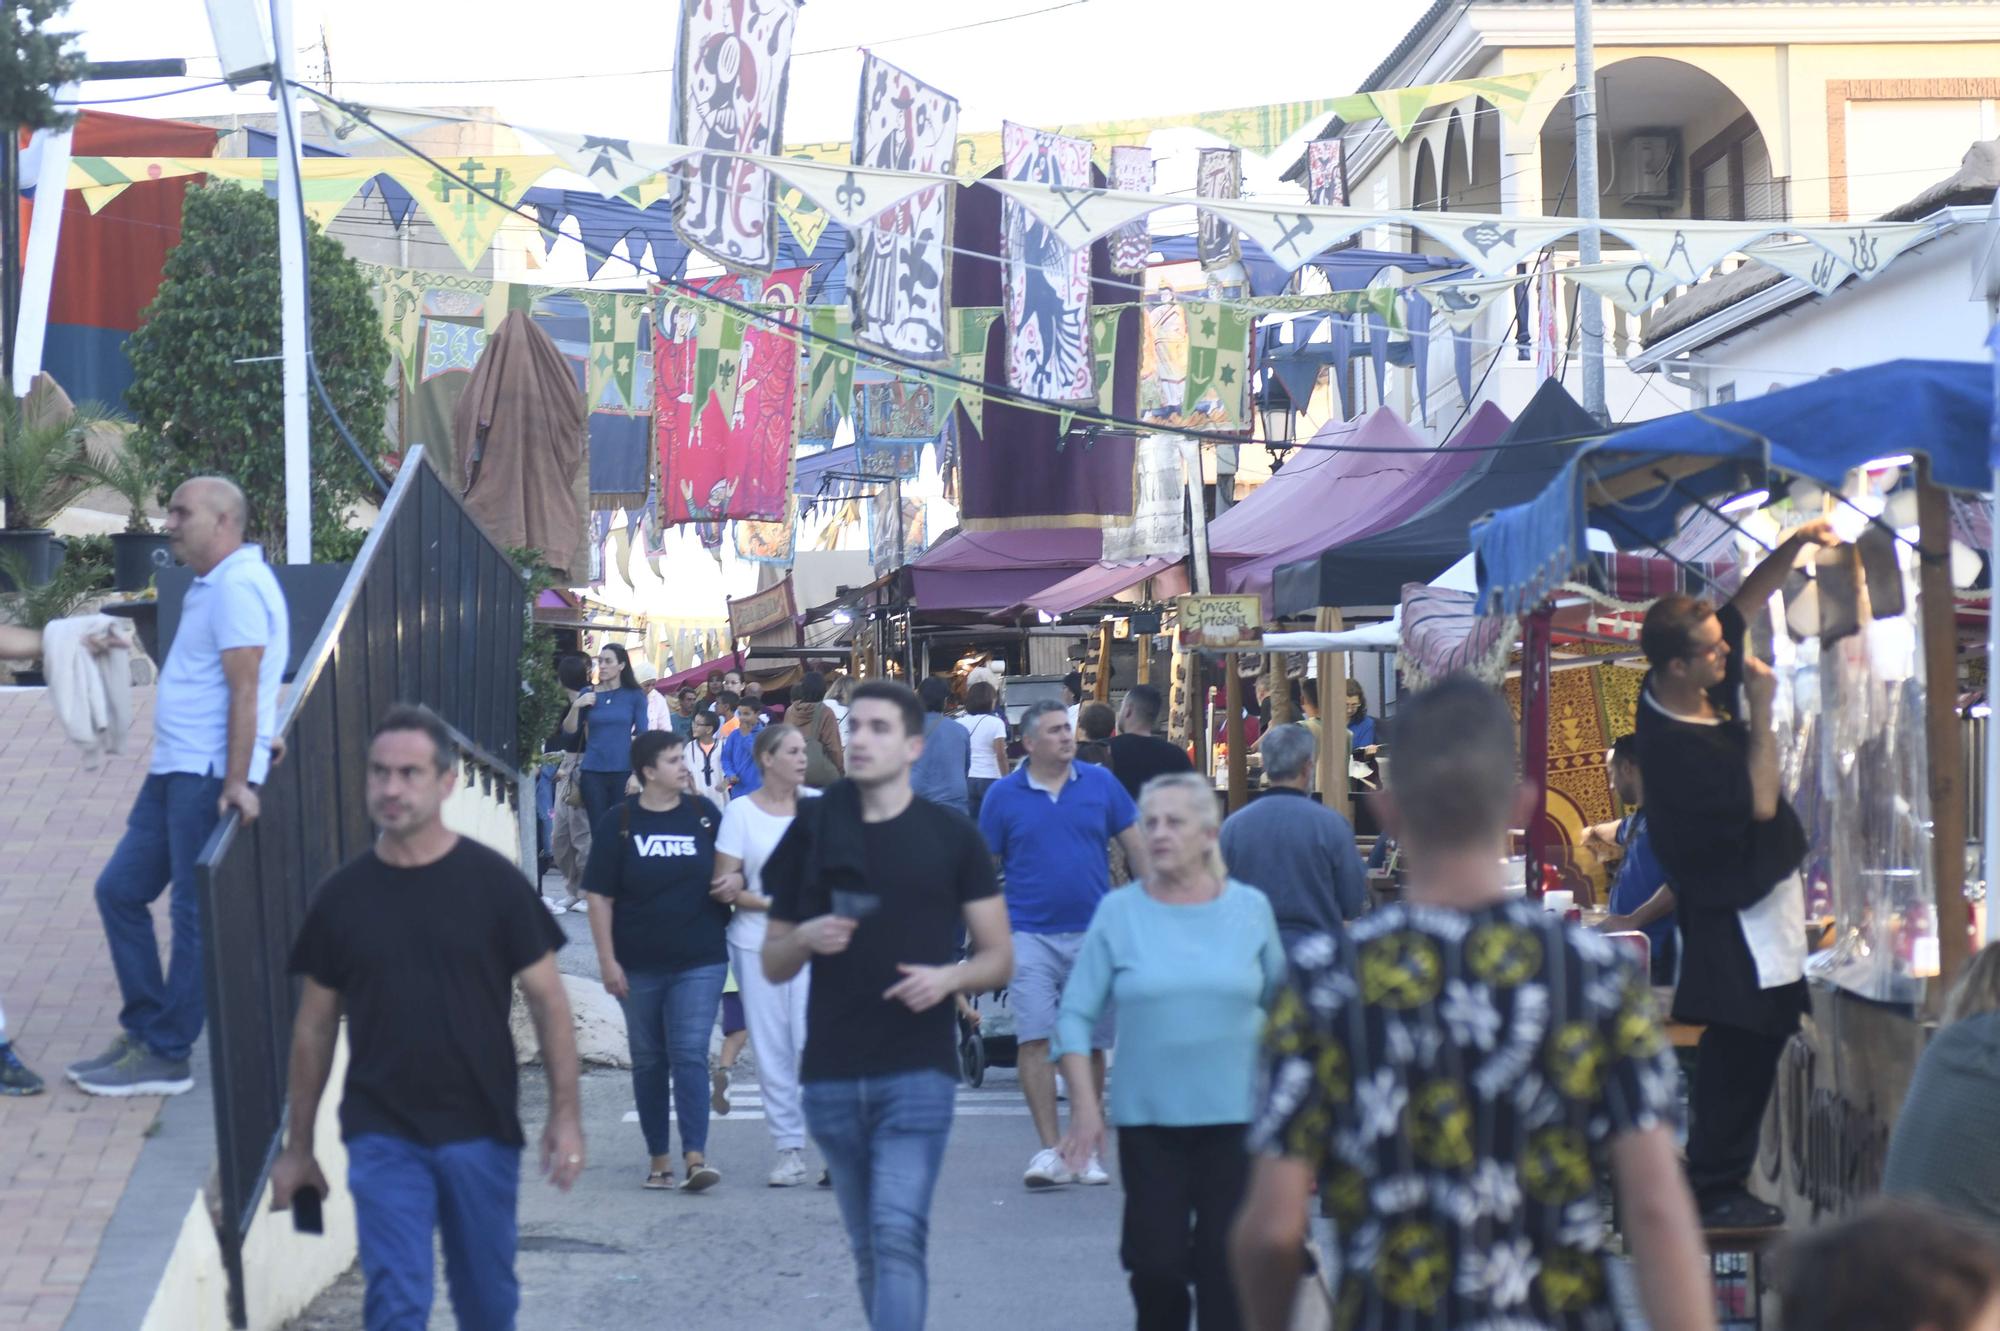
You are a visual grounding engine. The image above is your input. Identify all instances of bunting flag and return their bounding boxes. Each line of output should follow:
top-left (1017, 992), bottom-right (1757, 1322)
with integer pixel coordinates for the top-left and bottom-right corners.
top-left (1001, 123), bottom-right (1096, 405)
top-left (983, 179), bottom-right (1158, 252)
top-left (1562, 261), bottom-right (1679, 315)
top-left (1180, 300), bottom-right (1253, 427)
top-left (1092, 309), bottom-right (1122, 416)
top-left (672, 0), bottom-right (801, 272)
top-left (934, 305), bottom-right (1002, 434)
top-left (851, 55), bottom-right (959, 361)
top-left (378, 155), bottom-right (556, 269)
top-left (1423, 213), bottom-right (1578, 276)
top-left (654, 269), bottom-right (807, 525)
top-left (1739, 222), bottom-right (1938, 295)
top-left (1101, 432), bottom-right (1188, 562)
top-left (1108, 146), bottom-right (1154, 275)
top-left (526, 128), bottom-right (693, 198)
top-left (1325, 69), bottom-right (1548, 143)
top-left (773, 140), bottom-right (853, 255)
top-left (1413, 273), bottom-right (1527, 332)
top-left (1306, 139), bottom-right (1349, 207)
top-left (770, 158), bottom-right (939, 235)
top-left (1196, 147), bottom-right (1242, 270)
top-left (1202, 199), bottom-right (1374, 272)
top-left (804, 304), bottom-right (858, 429)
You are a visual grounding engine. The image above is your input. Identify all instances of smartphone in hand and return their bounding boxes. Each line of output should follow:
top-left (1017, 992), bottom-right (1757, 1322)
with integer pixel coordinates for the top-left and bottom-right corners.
top-left (292, 1185), bottom-right (324, 1235)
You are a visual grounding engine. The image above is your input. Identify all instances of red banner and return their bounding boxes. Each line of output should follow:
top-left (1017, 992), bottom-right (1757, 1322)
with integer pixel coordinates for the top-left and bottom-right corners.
top-left (654, 268), bottom-right (806, 524)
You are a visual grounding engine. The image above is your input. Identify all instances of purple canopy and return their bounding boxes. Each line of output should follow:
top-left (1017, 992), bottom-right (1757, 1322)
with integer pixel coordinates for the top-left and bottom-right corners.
top-left (908, 527), bottom-right (1104, 613)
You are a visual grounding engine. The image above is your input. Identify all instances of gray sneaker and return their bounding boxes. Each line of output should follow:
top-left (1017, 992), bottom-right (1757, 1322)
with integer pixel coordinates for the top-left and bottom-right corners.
top-left (65, 1033), bottom-right (138, 1084)
top-left (75, 1046), bottom-right (193, 1097)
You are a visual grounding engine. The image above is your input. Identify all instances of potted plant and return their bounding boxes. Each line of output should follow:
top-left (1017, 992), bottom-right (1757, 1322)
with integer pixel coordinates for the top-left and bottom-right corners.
top-left (0, 547), bottom-right (112, 685)
top-left (0, 389), bottom-right (116, 591)
top-left (80, 440), bottom-right (176, 592)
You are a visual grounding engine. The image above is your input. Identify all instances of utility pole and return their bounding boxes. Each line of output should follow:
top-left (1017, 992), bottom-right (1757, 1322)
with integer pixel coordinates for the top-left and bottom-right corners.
top-left (270, 0), bottom-right (314, 564)
top-left (1572, 0), bottom-right (1607, 424)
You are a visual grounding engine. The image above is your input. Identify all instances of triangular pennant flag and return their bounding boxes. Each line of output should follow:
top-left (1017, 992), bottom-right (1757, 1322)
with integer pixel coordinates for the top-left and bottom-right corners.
top-left (611, 294), bottom-right (645, 408)
top-left (1368, 86), bottom-right (1437, 142)
top-left (524, 128), bottom-right (695, 198)
top-left (1412, 213), bottom-right (1576, 277)
top-left (691, 303), bottom-right (747, 419)
top-left (765, 158), bottom-right (939, 234)
top-left (980, 179), bottom-right (1158, 252)
top-left (382, 155), bottom-right (558, 270)
top-left (1602, 220), bottom-right (1784, 283)
top-left (1410, 275), bottom-right (1524, 333)
top-left (934, 306), bottom-right (1001, 435)
top-left (1562, 261), bottom-right (1678, 315)
top-left (1056, 409), bottom-right (1077, 441)
top-left (773, 141), bottom-right (852, 254)
top-left (806, 305), bottom-right (857, 425)
top-left (1198, 200), bottom-right (1375, 273)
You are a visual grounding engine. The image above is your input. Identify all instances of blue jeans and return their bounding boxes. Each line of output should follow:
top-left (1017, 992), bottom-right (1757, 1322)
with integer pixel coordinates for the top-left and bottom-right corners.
top-left (578, 768), bottom-right (627, 834)
top-left (348, 1134), bottom-right (521, 1331)
top-left (621, 963), bottom-right (728, 1157)
top-left (804, 1068), bottom-right (957, 1331)
top-left (534, 764), bottom-right (555, 857)
top-left (94, 772), bottom-right (222, 1063)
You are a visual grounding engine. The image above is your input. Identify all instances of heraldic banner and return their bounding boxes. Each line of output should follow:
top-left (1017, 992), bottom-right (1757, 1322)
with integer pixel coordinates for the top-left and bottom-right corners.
top-left (852, 54), bottom-right (959, 361)
top-left (673, 0), bottom-right (801, 272)
top-left (1001, 122), bottom-right (1095, 405)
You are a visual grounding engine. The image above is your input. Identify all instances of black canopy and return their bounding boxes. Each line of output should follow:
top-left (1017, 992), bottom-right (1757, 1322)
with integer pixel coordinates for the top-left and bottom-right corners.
top-left (1272, 379), bottom-right (1601, 616)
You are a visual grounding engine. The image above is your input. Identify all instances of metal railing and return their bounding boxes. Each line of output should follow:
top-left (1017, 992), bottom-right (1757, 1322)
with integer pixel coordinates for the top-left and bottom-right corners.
top-left (196, 447), bottom-right (526, 1326)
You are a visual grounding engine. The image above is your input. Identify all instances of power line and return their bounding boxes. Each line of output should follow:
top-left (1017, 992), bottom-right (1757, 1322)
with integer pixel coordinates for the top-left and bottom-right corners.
top-left (55, 80), bottom-right (228, 106)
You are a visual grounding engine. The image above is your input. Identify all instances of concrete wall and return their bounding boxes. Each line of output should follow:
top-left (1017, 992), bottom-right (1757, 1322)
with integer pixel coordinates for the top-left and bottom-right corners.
top-left (136, 764), bottom-right (522, 1331)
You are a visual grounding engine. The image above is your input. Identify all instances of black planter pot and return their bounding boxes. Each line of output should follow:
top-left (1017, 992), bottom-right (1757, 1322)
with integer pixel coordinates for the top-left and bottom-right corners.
top-left (0, 528), bottom-right (61, 591)
top-left (111, 532), bottom-right (177, 593)
top-left (9, 669), bottom-right (45, 687)
top-left (101, 599), bottom-right (160, 666)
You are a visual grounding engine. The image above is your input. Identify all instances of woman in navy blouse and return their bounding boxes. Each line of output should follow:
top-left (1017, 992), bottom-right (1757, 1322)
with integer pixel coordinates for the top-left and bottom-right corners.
top-left (564, 643), bottom-right (649, 833)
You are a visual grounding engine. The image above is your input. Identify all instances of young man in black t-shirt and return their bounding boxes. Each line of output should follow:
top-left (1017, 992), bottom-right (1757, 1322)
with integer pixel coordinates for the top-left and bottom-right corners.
top-left (762, 680), bottom-right (1013, 1331)
top-left (272, 706), bottom-right (580, 1331)
top-left (1106, 683), bottom-right (1193, 800)
top-left (1635, 516), bottom-right (1835, 1229)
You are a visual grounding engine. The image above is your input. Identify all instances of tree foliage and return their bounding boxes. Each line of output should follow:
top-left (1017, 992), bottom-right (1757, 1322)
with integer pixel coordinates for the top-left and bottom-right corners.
top-left (127, 185), bottom-right (390, 562)
top-left (510, 549), bottom-right (565, 765)
top-left (0, 0), bottom-right (86, 133)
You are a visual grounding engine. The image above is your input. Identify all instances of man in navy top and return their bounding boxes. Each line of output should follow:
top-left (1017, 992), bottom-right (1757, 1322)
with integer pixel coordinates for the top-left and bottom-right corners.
top-left (1589, 735), bottom-right (1678, 984)
top-left (979, 698), bottom-right (1147, 1189)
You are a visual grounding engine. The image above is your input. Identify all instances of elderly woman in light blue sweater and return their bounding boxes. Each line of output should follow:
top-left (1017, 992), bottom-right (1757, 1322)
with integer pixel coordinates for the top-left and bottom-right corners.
top-left (1055, 771), bottom-right (1284, 1331)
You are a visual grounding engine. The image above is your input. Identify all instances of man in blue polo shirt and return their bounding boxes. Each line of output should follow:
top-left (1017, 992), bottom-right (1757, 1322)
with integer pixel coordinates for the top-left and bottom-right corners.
top-left (72, 477), bottom-right (289, 1098)
top-left (1590, 734), bottom-right (1678, 984)
top-left (979, 697), bottom-right (1147, 1190)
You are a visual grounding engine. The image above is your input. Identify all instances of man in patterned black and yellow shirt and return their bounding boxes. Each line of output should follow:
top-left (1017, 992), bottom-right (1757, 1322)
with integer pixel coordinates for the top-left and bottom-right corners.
top-left (1231, 676), bottom-right (1716, 1331)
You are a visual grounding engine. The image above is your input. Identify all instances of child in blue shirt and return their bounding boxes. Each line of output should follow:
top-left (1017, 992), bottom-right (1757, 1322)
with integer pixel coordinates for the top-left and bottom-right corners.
top-left (719, 703), bottom-right (766, 796)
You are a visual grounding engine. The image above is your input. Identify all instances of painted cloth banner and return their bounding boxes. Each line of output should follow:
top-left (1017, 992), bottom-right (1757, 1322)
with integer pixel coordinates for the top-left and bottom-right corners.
top-left (804, 304), bottom-right (857, 434)
top-left (1002, 122), bottom-right (1096, 405)
top-left (673, 0), bottom-right (801, 272)
top-left (654, 269), bottom-right (806, 524)
top-left (860, 382), bottom-right (938, 439)
top-left (1109, 145), bottom-right (1154, 275)
top-left (734, 506), bottom-right (796, 565)
top-left (1196, 148), bottom-right (1242, 270)
top-left (869, 496), bottom-right (928, 575)
top-left (851, 55), bottom-right (959, 360)
top-left (1306, 140), bottom-right (1348, 207)
top-left (1179, 300), bottom-right (1254, 428)
top-left (727, 578), bottom-right (797, 639)
top-left (1102, 432), bottom-right (1188, 562)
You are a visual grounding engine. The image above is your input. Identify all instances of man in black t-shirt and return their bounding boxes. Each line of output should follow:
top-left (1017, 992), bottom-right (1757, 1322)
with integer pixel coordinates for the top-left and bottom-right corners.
top-left (1635, 516), bottom-right (1834, 1229)
top-left (272, 705), bottom-right (580, 1331)
top-left (763, 680), bottom-right (1013, 1331)
top-left (1106, 683), bottom-right (1192, 800)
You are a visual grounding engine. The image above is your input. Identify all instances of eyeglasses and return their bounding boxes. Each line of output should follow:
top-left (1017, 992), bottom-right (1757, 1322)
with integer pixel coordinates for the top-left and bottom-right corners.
top-left (1682, 637), bottom-right (1727, 663)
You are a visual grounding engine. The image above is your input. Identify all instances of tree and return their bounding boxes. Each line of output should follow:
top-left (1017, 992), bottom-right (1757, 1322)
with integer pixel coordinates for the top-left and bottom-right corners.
top-left (0, 0), bottom-right (86, 134)
top-left (127, 184), bottom-right (389, 562)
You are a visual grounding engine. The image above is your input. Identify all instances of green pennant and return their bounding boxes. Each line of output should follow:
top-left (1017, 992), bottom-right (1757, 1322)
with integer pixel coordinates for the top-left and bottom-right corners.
top-left (612, 295), bottom-right (645, 409)
top-left (805, 306), bottom-right (857, 426)
top-left (692, 303), bottom-right (746, 419)
top-left (933, 307), bottom-right (1002, 435)
top-left (1181, 301), bottom-right (1253, 427)
top-left (1091, 309), bottom-right (1122, 417)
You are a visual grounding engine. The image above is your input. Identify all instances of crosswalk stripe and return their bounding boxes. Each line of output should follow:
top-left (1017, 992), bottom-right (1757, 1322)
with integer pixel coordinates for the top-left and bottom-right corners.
top-left (625, 1089), bottom-right (1037, 1123)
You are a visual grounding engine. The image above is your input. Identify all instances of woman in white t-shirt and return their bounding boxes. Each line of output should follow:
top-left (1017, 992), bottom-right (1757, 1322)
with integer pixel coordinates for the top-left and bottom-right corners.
top-left (958, 678), bottom-right (1010, 820)
top-left (711, 723), bottom-right (818, 1187)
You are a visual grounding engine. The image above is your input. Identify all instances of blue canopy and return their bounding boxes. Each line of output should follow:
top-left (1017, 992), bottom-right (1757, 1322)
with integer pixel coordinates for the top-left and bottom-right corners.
top-left (1472, 359), bottom-right (1996, 615)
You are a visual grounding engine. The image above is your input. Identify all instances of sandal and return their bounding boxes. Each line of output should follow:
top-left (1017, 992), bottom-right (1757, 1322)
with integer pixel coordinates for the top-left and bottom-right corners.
top-left (643, 1169), bottom-right (675, 1190)
top-left (683, 1157), bottom-right (721, 1193)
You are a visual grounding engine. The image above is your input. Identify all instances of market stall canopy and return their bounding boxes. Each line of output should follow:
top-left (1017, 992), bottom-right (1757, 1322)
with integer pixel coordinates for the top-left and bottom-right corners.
top-left (1471, 359), bottom-right (1996, 616)
top-left (908, 527), bottom-right (1103, 614)
top-left (1212, 403), bottom-right (1510, 603)
top-left (1270, 383), bottom-right (1593, 616)
top-left (1005, 556), bottom-right (1184, 620)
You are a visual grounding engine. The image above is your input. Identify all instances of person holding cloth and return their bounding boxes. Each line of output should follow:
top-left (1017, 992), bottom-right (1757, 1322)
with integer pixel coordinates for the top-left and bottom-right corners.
top-left (1057, 772), bottom-right (1284, 1331)
top-left (563, 643), bottom-right (647, 832)
top-left (585, 730), bottom-right (729, 1193)
top-left (1635, 516), bottom-right (1836, 1228)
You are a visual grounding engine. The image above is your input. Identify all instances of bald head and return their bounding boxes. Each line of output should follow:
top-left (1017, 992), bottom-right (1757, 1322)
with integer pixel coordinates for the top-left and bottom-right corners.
top-left (165, 476), bottom-right (250, 573)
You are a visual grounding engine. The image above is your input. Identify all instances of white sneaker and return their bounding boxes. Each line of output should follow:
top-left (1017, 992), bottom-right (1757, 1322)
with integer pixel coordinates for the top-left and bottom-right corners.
top-left (568, 897), bottom-right (590, 913)
top-left (768, 1148), bottom-right (810, 1188)
top-left (1078, 1153), bottom-right (1110, 1186)
top-left (1024, 1147), bottom-right (1074, 1190)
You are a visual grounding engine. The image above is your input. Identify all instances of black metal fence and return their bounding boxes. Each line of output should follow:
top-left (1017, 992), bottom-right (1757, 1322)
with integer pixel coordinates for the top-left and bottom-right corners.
top-left (196, 447), bottom-right (525, 1326)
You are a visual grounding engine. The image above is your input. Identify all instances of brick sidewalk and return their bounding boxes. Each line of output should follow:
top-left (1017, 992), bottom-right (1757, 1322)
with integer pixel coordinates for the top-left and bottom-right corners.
top-left (0, 690), bottom-right (173, 1331)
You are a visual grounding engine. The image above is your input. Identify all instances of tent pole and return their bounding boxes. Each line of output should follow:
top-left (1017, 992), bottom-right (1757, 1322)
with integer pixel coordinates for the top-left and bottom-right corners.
top-left (1315, 608), bottom-right (1349, 821)
top-left (1917, 460), bottom-right (1970, 1000)
top-left (1225, 664), bottom-right (1248, 813)
top-left (1522, 607), bottom-right (1554, 896)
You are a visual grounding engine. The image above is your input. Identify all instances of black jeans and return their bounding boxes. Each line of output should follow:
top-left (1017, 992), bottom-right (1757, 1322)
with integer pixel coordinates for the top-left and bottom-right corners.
top-left (1117, 1124), bottom-right (1250, 1331)
top-left (1687, 1023), bottom-right (1791, 1205)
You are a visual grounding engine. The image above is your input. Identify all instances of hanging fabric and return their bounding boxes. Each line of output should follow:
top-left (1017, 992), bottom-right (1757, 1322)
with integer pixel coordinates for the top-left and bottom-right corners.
top-left (1001, 122), bottom-right (1096, 405)
top-left (850, 54), bottom-right (959, 361)
top-left (1108, 146), bottom-right (1154, 275)
top-left (1195, 147), bottom-right (1242, 270)
top-left (671, 0), bottom-right (801, 271)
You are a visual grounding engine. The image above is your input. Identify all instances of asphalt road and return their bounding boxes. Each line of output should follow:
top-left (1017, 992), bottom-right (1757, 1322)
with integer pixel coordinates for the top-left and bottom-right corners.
top-left (286, 906), bottom-right (1136, 1330)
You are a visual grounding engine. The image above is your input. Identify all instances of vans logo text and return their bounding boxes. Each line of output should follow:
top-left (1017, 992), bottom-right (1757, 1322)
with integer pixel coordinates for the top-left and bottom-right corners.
top-left (634, 835), bottom-right (699, 857)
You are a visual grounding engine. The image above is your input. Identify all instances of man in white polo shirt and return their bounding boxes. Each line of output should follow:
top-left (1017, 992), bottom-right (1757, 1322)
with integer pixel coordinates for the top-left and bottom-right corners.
top-left (72, 477), bottom-right (289, 1097)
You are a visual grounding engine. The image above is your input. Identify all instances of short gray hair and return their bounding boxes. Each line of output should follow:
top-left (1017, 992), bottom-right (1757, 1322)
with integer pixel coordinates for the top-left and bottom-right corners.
top-left (1019, 697), bottom-right (1068, 738)
top-left (1260, 723), bottom-right (1316, 783)
top-left (1139, 772), bottom-right (1226, 878)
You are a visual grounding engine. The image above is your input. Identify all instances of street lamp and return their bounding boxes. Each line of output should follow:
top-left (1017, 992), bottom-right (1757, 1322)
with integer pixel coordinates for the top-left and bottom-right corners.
top-left (1255, 374), bottom-right (1297, 466)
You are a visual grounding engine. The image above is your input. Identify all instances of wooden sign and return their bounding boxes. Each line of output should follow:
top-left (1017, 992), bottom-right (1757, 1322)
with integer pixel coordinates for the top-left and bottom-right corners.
top-left (1175, 594), bottom-right (1263, 651)
top-left (727, 578), bottom-right (798, 640)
